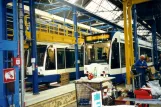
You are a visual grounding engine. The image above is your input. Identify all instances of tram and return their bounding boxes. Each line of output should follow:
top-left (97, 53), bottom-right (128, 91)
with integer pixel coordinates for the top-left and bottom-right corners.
top-left (84, 32), bottom-right (161, 83)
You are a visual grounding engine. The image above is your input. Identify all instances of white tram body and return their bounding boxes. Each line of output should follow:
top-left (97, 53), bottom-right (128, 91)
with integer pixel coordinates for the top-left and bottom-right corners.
top-left (84, 32), bottom-right (161, 83)
top-left (26, 42), bottom-right (84, 83)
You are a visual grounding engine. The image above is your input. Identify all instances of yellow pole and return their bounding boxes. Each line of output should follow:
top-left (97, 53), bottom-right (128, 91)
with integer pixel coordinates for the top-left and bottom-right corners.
top-left (128, 5), bottom-right (134, 65)
top-left (123, 0), bottom-right (131, 85)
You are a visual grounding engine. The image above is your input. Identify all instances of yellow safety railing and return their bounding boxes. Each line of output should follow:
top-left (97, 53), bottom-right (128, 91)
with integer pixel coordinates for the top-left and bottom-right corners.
top-left (24, 15), bottom-right (88, 44)
top-left (7, 15), bottom-right (93, 47)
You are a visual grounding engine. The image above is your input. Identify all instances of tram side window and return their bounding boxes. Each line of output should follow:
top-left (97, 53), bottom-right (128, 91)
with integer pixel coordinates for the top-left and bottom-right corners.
top-left (140, 47), bottom-right (152, 62)
top-left (37, 45), bottom-right (46, 66)
top-left (45, 48), bottom-right (56, 70)
top-left (66, 49), bottom-right (75, 68)
top-left (28, 45), bottom-right (46, 67)
top-left (120, 43), bottom-right (126, 67)
top-left (111, 40), bottom-right (120, 69)
top-left (79, 48), bottom-right (84, 67)
top-left (158, 51), bottom-right (161, 58)
top-left (57, 48), bottom-right (65, 69)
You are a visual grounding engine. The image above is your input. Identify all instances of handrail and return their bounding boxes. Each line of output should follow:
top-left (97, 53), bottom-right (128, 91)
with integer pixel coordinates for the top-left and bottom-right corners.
top-left (8, 15), bottom-right (90, 40)
top-left (24, 15), bottom-right (89, 38)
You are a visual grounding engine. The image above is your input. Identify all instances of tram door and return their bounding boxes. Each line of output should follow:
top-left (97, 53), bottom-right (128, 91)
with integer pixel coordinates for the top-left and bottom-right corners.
top-left (111, 39), bottom-right (121, 74)
top-left (120, 43), bottom-right (126, 74)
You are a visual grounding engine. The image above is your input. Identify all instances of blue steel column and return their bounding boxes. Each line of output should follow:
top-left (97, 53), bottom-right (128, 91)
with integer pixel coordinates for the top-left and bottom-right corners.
top-left (0, 0), bottom-right (7, 106)
top-left (73, 7), bottom-right (80, 79)
top-left (13, 0), bottom-right (20, 106)
top-left (132, 5), bottom-right (139, 61)
top-left (152, 19), bottom-right (158, 68)
top-left (29, 0), bottom-right (39, 94)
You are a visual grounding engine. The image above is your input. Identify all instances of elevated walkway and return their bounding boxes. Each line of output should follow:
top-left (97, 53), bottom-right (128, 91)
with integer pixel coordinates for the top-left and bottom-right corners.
top-left (25, 16), bottom-right (86, 45)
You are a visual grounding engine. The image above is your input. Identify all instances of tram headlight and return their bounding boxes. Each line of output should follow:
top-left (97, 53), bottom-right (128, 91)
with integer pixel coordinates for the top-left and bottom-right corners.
top-left (88, 45), bottom-right (92, 49)
top-left (107, 43), bottom-right (110, 47)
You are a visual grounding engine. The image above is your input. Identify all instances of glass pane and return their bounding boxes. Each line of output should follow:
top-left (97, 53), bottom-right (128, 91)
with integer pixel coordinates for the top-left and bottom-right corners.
top-left (86, 43), bottom-right (110, 64)
top-left (120, 43), bottom-right (126, 67)
top-left (79, 47), bottom-right (84, 67)
top-left (66, 49), bottom-right (75, 68)
top-left (28, 45), bottom-right (46, 67)
top-left (111, 40), bottom-right (120, 69)
top-left (37, 45), bottom-right (46, 66)
top-left (45, 45), bottom-right (56, 70)
top-left (57, 48), bottom-right (65, 69)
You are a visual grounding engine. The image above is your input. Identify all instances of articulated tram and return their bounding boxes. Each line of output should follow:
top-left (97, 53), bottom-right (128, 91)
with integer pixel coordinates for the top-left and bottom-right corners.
top-left (84, 32), bottom-right (161, 83)
top-left (26, 31), bottom-right (161, 84)
top-left (26, 43), bottom-right (84, 83)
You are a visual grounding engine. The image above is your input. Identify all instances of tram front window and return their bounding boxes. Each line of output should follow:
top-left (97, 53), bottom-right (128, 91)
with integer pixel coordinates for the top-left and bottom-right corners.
top-left (86, 43), bottom-right (110, 64)
top-left (28, 45), bottom-right (47, 67)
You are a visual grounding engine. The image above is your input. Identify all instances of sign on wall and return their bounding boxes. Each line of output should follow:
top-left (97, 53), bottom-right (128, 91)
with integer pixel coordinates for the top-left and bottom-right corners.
top-left (3, 68), bottom-right (16, 83)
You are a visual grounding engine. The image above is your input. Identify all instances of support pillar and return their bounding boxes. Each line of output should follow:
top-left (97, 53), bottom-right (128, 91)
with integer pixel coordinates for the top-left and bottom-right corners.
top-left (123, 0), bottom-right (131, 85)
top-left (18, 0), bottom-right (25, 106)
top-left (133, 5), bottom-right (139, 61)
top-left (29, 0), bottom-right (39, 94)
top-left (73, 7), bottom-right (80, 79)
top-left (0, 1), bottom-right (7, 106)
top-left (152, 19), bottom-right (158, 68)
top-left (13, 0), bottom-right (20, 106)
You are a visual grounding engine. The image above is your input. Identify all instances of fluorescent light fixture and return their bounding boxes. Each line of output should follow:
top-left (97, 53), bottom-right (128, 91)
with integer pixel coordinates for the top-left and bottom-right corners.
top-left (41, 16), bottom-right (52, 21)
top-left (148, 25), bottom-right (151, 28)
top-left (143, 21), bottom-right (147, 24)
top-left (67, 0), bottom-right (78, 3)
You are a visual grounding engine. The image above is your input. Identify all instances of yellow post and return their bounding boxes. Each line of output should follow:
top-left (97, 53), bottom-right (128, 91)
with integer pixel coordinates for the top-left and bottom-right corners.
top-left (123, 0), bottom-right (131, 85)
top-left (127, 2), bottom-right (134, 65)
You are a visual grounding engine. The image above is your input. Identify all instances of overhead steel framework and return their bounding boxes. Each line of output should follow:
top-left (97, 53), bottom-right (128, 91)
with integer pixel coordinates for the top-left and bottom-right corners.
top-left (58, 0), bottom-right (124, 31)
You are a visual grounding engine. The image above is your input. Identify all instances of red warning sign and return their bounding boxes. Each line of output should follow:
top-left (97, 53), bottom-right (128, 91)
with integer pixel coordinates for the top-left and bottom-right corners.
top-left (3, 68), bottom-right (16, 83)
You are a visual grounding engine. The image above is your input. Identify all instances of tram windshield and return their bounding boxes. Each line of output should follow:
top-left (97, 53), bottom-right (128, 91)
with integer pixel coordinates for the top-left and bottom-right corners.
top-left (27, 45), bottom-right (47, 67)
top-left (85, 42), bottom-right (110, 64)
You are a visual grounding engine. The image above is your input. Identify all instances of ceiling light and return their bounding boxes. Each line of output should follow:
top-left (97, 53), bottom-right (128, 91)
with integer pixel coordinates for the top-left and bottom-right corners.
top-left (143, 21), bottom-right (147, 24)
top-left (148, 25), bottom-right (151, 28)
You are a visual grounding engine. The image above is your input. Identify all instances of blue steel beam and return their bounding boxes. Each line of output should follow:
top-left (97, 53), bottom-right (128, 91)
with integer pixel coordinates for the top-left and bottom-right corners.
top-left (152, 19), bottom-right (158, 68)
top-left (78, 18), bottom-right (96, 23)
top-left (57, 0), bottom-right (123, 30)
top-left (73, 7), bottom-right (79, 80)
top-left (95, 25), bottom-right (112, 29)
top-left (48, 6), bottom-right (71, 14)
top-left (29, 0), bottom-right (39, 94)
top-left (133, 5), bottom-right (139, 61)
top-left (34, 2), bottom-right (61, 7)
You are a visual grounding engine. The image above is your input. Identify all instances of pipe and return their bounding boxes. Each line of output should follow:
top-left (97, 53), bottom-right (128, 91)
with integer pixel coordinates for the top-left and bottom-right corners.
top-left (18, 0), bottom-right (25, 106)
top-left (73, 7), bottom-right (79, 79)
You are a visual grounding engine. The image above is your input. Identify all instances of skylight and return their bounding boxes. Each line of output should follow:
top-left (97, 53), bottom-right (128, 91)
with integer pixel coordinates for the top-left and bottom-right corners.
top-left (85, 0), bottom-right (122, 23)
